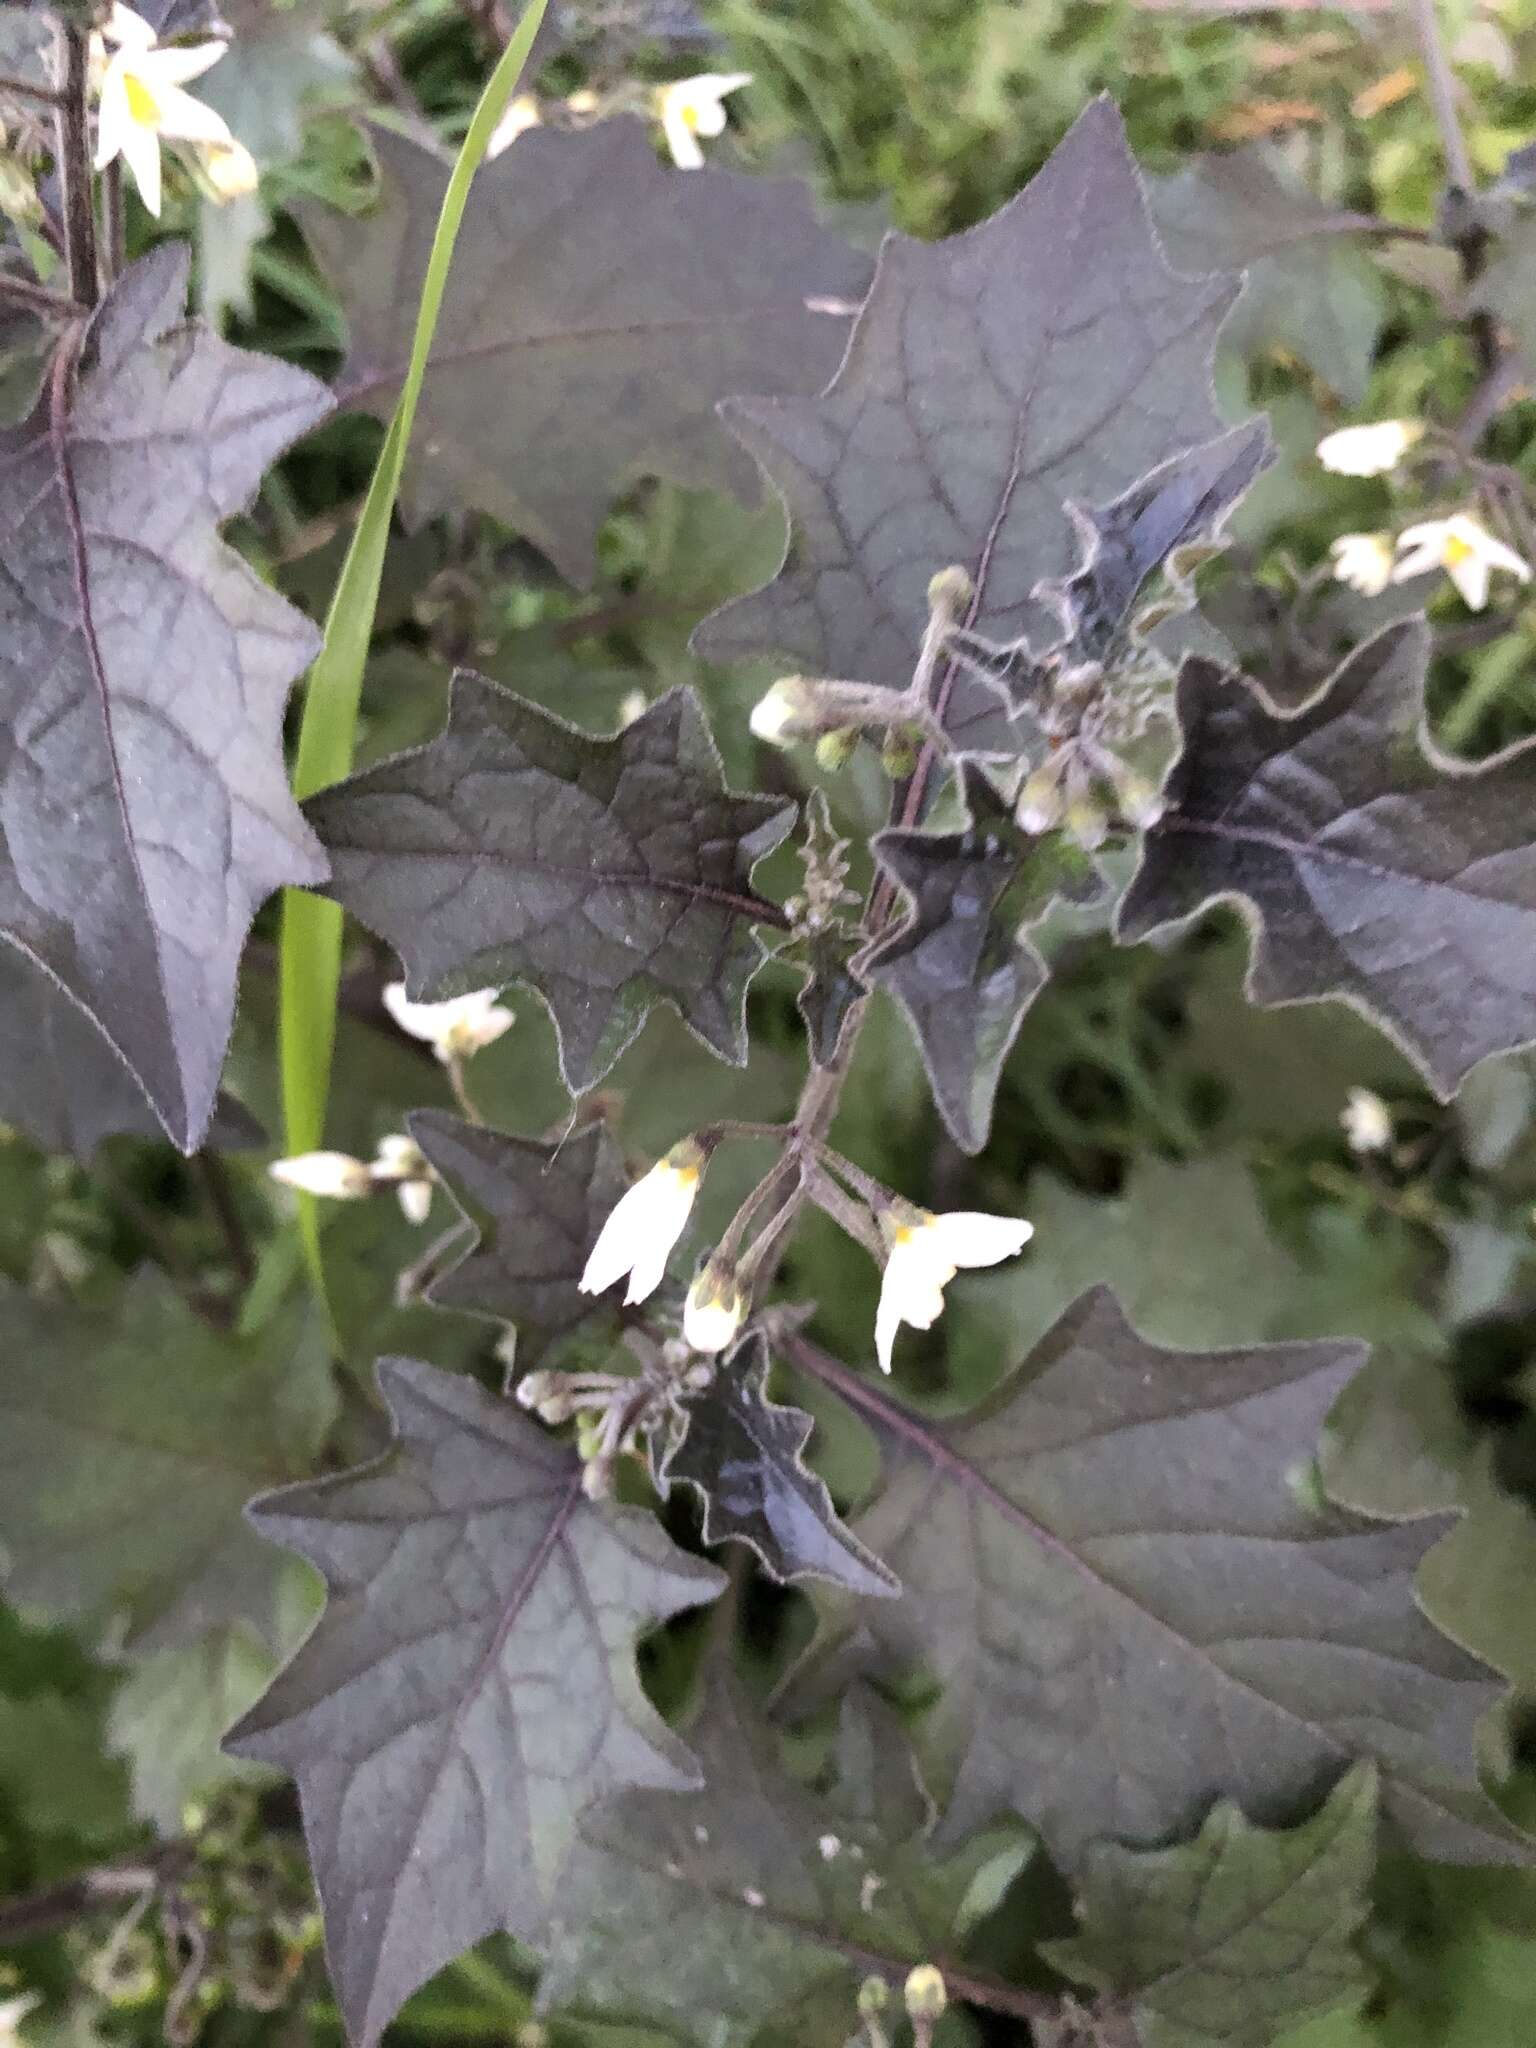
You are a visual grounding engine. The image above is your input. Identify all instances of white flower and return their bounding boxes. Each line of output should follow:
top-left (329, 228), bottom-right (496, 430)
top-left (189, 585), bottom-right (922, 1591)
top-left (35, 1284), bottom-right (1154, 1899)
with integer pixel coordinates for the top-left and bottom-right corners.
top-left (92, 3), bottom-right (233, 218)
top-left (580, 1140), bottom-right (705, 1303)
top-left (683, 1257), bottom-right (745, 1353)
top-left (658, 72), bottom-right (751, 170)
top-left (0, 1995), bottom-right (40, 2047)
top-left (269, 1150), bottom-right (371, 1200)
top-left (383, 983), bottom-right (514, 1062)
top-left (200, 136), bottom-right (258, 201)
top-left (373, 1133), bottom-right (435, 1225)
top-left (875, 1205), bottom-right (1033, 1374)
top-left (1392, 514), bottom-right (1532, 611)
top-left (1329, 531), bottom-right (1395, 597)
top-left (1342, 1087), bottom-right (1393, 1155)
top-left (749, 676), bottom-right (815, 746)
top-left (487, 93), bottom-right (540, 158)
top-left (1316, 419), bottom-right (1424, 477)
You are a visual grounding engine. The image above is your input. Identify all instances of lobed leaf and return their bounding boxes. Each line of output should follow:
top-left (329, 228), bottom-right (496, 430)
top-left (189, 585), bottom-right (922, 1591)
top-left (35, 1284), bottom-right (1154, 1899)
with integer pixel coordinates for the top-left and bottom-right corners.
top-left (0, 249), bottom-right (330, 1150)
top-left (1118, 619), bottom-right (1536, 1098)
top-left (1046, 1764), bottom-right (1378, 2048)
top-left (302, 120), bottom-right (871, 586)
top-left (696, 98), bottom-right (1244, 706)
top-left (306, 677), bottom-right (794, 1093)
top-left (658, 1335), bottom-right (899, 1598)
top-left (407, 1107), bottom-right (632, 1363)
top-left (794, 1290), bottom-right (1532, 1874)
top-left (227, 1355), bottom-right (725, 2048)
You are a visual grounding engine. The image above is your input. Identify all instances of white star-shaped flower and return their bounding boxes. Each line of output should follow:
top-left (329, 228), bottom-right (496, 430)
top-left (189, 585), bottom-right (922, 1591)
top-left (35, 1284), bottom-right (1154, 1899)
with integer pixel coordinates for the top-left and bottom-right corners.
top-left (92, 3), bottom-right (233, 218)
top-left (382, 983), bottom-right (514, 1063)
top-left (580, 1139), bottom-right (706, 1304)
top-left (1392, 513), bottom-right (1532, 610)
top-left (1329, 531), bottom-right (1395, 597)
top-left (658, 72), bottom-right (751, 169)
top-left (875, 1205), bottom-right (1033, 1374)
top-left (1316, 419), bottom-right (1423, 477)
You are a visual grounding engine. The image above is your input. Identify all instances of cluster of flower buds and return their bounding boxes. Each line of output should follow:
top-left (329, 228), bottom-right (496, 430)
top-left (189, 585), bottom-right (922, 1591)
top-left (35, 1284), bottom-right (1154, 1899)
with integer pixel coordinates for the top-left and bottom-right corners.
top-left (269, 1131), bottom-right (437, 1225)
top-left (1014, 721), bottom-right (1167, 850)
top-left (516, 1345), bottom-right (714, 1500)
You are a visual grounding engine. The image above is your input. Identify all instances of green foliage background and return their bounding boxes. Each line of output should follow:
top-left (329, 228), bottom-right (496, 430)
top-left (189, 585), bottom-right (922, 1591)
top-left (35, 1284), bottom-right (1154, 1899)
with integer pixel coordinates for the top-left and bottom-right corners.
top-left (5, 0), bottom-right (1536, 2044)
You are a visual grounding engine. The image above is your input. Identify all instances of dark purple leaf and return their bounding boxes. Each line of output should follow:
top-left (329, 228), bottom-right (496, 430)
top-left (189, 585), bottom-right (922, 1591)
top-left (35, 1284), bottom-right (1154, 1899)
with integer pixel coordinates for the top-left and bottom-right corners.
top-left (696, 98), bottom-right (1242, 717)
top-left (407, 1107), bottom-right (631, 1362)
top-left (306, 677), bottom-right (794, 1093)
top-left (658, 1335), bottom-right (898, 1597)
top-left (790, 1290), bottom-right (1532, 1874)
top-left (0, 248), bottom-right (330, 1150)
top-left (301, 120), bottom-right (871, 586)
top-left (227, 1355), bottom-right (724, 2048)
top-left (1118, 620), bottom-right (1536, 1097)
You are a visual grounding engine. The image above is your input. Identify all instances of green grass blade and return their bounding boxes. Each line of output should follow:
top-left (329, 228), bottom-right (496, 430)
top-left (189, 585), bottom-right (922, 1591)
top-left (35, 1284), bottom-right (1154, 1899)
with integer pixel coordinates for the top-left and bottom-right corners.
top-left (278, 0), bottom-right (551, 1316)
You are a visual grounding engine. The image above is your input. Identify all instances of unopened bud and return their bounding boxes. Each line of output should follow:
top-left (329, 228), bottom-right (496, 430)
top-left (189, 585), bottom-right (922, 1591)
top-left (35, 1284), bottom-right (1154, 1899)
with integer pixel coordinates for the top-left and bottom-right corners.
top-left (927, 565), bottom-right (973, 615)
top-left (581, 1457), bottom-right (613, 1501)
top-left (880, 727), bottom-right (922, 779)
top-left (750, 676), bottom-right (817, 746)
top-left (683, 1257), bottom-right (746, 1354)
top-left (1017, 762), bottom-right (1066, 835)
top-left (1112, 769), bottom-right (1166, 830)
top-left (268, 1151), bottom-right (372, 1201)
top-left (1064, 795), bottom-right (1109, 851)
top-left (857, 1978), bottom-right (890, 2018)
top-left (814, 726), bottom-right (859, 772)
top-left (574, 1415), bottom-right (606, 1459)
top-left (515, 1371), bottom-right (557, 1410)
top-left (903, 1967), bottom-right (947, 2023)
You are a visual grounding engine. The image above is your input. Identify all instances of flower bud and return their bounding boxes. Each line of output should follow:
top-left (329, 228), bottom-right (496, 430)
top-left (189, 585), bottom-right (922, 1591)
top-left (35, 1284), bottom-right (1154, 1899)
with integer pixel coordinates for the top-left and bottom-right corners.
top-left (749, 676), bottom-right (818, 746)
top-left (927, 564), bottom-right (973, 614)
top-left (857, 1979), bottom-right (890, 2018)
top-left (1017, 762), bottom-right (1065, 835)
top-left (581, 1457), bottom-right (614, 1501)
top-left (814, 726), bottom-right (859, 772)
top-left (880, 728), bottom-right (922, 779)
top-left (1064, 795), bottom-right (1108, 851)
top-left (268, 1151), bottom-right (372, 1201)
top-left (903, 1967), bottom-right (947, 2023)
top-left (683, 1257), bottom-right (746, 1353)
top-left (516, 1371), bottom-right (557, 1410)
top-left (1110, 767), bottom-right (1166, 830)
top-left (202, 138), bottom-right (259, 201)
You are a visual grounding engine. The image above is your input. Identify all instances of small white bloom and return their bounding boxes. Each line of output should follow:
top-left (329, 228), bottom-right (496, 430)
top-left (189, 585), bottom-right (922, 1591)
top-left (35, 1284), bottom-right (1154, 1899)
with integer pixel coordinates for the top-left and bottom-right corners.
top-left (200, 136), bottom-right (258, 201)
top-left (372, 1133), bottom-right (435, 1225)
top-left (1329, 531), bottom-right (1395, 597)
top-left (580, 1139), bottom-right (705, 1303)
top-left (1342, 1087), bottom-right (1393, 1156)
top-left (658, 72), bottom-right (751, 170)
top-left (1316, 419), bottom-right (1423, 477)
top-left (92, 3), bottom-right (233, 218)
top-left (749, 676), bottom-right (814, 746)
top-left (487, 93), bottom-right (541, 158)
top-left (382, 983), bottom-right (514, 1062)
top-left (268, 1150), bottom-right (371, 1201)
top-left (683, 1257), bottom-right (746, 1354)
top-left (875, 1206), bottom-right (1033, 1374)
top-left (0, 1994), bottom-right (40, 2047)
top-left (1392, 513), bottom-right (1532, 611)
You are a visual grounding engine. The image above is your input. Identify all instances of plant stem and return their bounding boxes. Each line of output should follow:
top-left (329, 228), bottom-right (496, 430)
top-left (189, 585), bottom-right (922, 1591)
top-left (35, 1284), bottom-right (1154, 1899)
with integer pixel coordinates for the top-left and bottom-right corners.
top-left (53, 21), bottom-right (98, 309)
top-left (194, 1151), bottom-right (256, 1288)
top-left (1410, 0), bottom-right (1475, 196)
top-left (0, 70), bottom-right (61, 108)
top-left (100, 154), bottom-right (124, 288)
top-left (0, 270), bottom-right (86, 318)
top-left (445, 1053), bottom-right (484, 1124)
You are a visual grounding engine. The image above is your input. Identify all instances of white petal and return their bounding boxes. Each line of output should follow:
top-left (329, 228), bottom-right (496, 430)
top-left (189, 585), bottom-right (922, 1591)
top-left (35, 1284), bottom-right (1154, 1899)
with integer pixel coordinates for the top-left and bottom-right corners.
top-left (94, 63), bottom-right (131, 169)
top-left (691, 100), bottom-right (729, 138)
top-left (398, 1178), bottom-right (433, 1226)
top-left (663, 103), bottom-right (704, 168)
top-left (1473, 531), bottom-right (1531, 580)
top-left (269, 1151), bottom-right (370, 1199)
top-left (1396, 519), bottom-right (1450, 551)
top-left (1391, 539), bottom-right (1441, 584)
top-left (142, 40), bottom-right (227, 86)
top-left (874, 1275), bottom-right (902, 1372)
top-left (120, 112), bottom-right (162, 214)
top-left (931, 1210), bottom-right (1034, 1269)
top-left (105, 4), bottom-right (159, 50)
top-left (1449, 550), bottom-right (1490, 609)
top-left (152, 82), bottom-right (233, 145)
top-left (579, 1178), bottom-right (651, 1295)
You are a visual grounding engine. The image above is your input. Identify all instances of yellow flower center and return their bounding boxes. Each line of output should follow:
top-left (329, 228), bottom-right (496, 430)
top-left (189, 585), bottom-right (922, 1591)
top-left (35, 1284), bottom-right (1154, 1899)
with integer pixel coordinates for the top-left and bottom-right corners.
top-left (1443, 532), bottom-right (1475, 567)
top-left (124, 69), bottom-right (161, 126)
top-left (680, 101), bottom-right (703, 130)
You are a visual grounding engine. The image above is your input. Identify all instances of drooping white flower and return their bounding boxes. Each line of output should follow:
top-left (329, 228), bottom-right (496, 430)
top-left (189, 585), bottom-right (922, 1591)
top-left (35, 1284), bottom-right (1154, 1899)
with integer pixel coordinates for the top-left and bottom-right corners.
top-left (268, 1150), bottom-right (371, 1201)
top-left (487, 93), bottom-right (541, 158)
top-left (658, 72), bottom-right (751, 170)
top-left (1329, 531), bottom-right (1395, 597)
top-left (1392, 513), bottom-right (1532, 611)
top-left (92, 3), bottom-right (233, 218)
top-left (200, 136), bottom-right (258, 201)
top-left (382, 983), bottom-right (514, 1063)
top-left (373, 1133), bottom-right (435, 1225)
top-left (875, 1205), bottom-right (1033, 1374)
top-left (1341, 1087), bottom-right (1393, 1156)
top-left (683, 1256), bottom-right (746, 1354)
top-left (1316, 419), bottom-right (1423, 477)
top-left (580, 1139), bottom-right (705, 1303)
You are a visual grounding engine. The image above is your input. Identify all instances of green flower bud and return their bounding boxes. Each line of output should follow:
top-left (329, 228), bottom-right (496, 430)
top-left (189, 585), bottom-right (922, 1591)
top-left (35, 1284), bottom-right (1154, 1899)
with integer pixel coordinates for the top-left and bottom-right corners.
top-left (904, 1966), bottom-right (947, 2022)
top-left (814, 726), bottom-right (859, 772)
